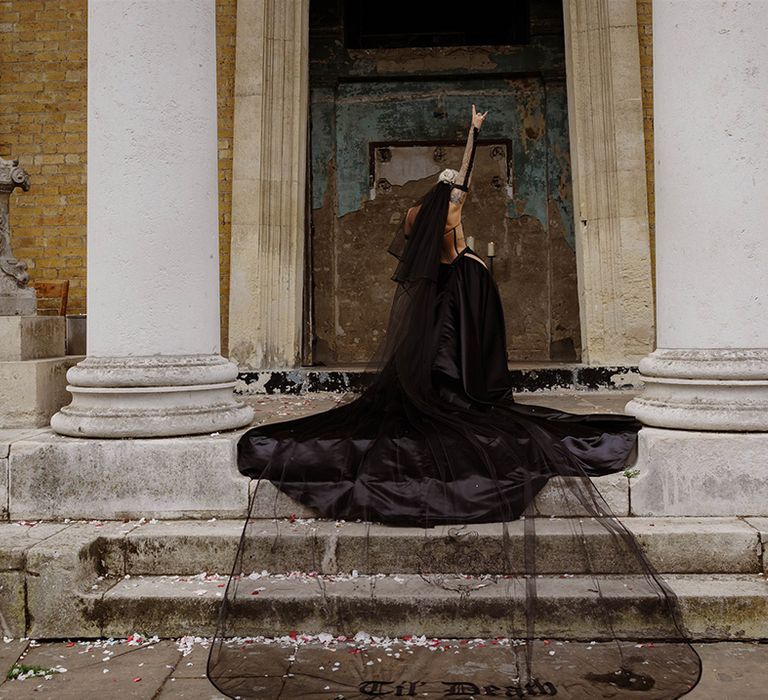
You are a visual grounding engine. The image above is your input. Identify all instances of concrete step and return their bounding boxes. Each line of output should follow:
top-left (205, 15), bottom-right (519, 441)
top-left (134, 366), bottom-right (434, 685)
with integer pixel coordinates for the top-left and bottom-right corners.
top-left (93, 572), bottom-right (768, 641)
top-left (98, 517), bottom-right (764, 577)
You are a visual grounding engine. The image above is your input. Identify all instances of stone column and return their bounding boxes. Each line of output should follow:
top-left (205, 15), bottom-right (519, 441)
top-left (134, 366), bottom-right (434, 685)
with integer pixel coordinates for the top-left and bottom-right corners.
top-left (626, 0), bottom-right (768, 515)
top-left (51, 0), bottom-right (253, 438)
top-left (227, 0), bottom-right (310, 369)
top-left (562, 0), bottom-right (655, 365)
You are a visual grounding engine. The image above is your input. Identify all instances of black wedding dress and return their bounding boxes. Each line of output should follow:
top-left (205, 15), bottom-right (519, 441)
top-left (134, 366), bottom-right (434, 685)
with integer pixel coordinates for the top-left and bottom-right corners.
top-left (208, 127), bottom-right (702, 699)
top-left (233, 244), bottom-right (642, 526)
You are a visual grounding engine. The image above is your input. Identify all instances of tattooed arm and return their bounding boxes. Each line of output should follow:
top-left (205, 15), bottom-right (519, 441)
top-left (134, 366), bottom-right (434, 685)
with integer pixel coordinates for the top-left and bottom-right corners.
top-left (450, 104), bottom-right (488, 205)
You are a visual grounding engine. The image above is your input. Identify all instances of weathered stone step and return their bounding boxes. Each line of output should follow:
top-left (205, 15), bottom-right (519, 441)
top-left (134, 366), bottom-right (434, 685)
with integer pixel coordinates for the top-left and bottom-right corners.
top-left (250, 472), bottom-right (635, 519)
top-left (6, 518), bottom-right (767, 640)
top-left (100, 517), bottom-right (763, 577)
top-left (93, 572), bottom-right (768, 641)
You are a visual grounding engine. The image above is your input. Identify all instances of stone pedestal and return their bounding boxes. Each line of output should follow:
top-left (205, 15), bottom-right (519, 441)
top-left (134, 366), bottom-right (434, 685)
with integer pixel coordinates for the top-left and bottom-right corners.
top-left (626, 1), bottom-right (768, 515)
top-left (0, 316), bottom-right (80, 428)
top-left (51, 0), bottom-right (252, 438)
top-left (0, 316), bottom-right (64, 361)
top-left (631, 428), bottom-right (768, 517)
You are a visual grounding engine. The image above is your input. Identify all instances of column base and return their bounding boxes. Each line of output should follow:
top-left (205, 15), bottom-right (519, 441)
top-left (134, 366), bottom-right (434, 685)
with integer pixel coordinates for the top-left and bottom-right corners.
top-left (51, 354), bottom-right (254, 438)
top-left (630, 427), bottom-right (768, 516)
top-left (626, 348), bottom-right (768, 430)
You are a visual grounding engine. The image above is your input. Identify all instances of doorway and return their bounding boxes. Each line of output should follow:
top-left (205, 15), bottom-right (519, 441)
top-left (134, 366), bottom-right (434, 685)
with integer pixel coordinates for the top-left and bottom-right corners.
top-left (306, 0), bottom-right (579, 366)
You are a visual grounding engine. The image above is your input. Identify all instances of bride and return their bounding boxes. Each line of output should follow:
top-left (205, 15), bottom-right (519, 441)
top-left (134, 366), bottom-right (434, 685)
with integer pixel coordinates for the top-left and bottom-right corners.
top-left (208, 105), bottom-right (702, 698)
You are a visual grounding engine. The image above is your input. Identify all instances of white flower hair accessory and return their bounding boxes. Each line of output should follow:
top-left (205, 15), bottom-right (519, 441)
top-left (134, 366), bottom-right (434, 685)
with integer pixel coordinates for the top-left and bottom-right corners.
top-left (437, 168), bottom-right (459, 185)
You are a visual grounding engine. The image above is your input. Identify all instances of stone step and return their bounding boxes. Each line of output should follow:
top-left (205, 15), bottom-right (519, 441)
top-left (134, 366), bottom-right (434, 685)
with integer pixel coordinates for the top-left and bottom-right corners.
top-left (99, 517), bottom-right (763, 577)
top-left (249, 472), bottom-right (635, 518)
top-left (7, 518), bottom-right (768, 640)
top-left (92, 572), bottom-right (768, 641)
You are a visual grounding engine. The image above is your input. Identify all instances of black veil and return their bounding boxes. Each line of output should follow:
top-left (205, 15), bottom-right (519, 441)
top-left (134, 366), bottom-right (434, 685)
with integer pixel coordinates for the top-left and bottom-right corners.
top-left (207, 176), bottom-right (702, 698)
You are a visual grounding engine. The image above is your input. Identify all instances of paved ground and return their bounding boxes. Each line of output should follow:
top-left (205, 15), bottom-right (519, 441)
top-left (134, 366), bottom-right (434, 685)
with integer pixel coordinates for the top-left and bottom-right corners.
top-left (0, 637), bottom-right (765, 698)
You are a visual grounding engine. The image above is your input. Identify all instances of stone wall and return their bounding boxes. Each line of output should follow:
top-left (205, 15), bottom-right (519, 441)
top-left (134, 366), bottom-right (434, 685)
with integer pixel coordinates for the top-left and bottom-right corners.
top-left (0, 0), bottom-right (237, 351)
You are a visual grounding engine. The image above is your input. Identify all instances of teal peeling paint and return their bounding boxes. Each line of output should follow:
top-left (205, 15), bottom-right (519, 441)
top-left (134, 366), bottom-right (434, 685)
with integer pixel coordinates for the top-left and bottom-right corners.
top-left (545, 81), bottom-right (576, 249)
top-left (332, 79), bottom-right (554, 228)
top-left (310, 88), bottom-right (335, 209)
top-left (309, 27), bottom-right (574, 244)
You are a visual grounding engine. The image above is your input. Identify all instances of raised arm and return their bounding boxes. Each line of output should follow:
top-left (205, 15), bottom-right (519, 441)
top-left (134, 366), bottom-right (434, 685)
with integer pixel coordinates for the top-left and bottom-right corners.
top-left (450, 104), bottom-right (488, 204)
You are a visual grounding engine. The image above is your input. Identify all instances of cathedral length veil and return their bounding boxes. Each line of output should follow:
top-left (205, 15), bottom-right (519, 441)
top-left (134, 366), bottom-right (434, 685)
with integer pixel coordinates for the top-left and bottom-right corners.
top-left (207, 177), bottom-right (702, 698)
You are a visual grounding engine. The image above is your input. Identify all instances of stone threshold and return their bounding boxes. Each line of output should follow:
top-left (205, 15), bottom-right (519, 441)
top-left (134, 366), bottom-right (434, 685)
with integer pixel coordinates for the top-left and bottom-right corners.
top-left (236, 364), bottom-right (642, 395)
top-left (1, 428), bottom-right (635, 520)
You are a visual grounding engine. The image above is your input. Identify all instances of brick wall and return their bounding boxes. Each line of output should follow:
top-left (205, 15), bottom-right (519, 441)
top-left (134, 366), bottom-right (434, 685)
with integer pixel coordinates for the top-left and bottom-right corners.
top-left (0, 0), bottom-right (237, 351)
top-left (216, 0), bottom-right (236, 356)
top-left (636, 0), bottom-right (655, 291)
top-left (0, 0), bottom-right (88, 314)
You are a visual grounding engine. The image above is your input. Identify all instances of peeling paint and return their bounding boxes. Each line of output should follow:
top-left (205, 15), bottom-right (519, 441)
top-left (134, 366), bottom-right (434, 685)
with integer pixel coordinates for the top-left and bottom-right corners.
top-left (308, 0), bottom-right (578, 365)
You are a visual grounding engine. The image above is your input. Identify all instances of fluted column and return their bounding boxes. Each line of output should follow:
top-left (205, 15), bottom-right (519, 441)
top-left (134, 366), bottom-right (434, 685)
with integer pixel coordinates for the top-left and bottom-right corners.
top-left (562, 0), bottom-right (655, 365)
top-left (51, 0), bottom-right (253, 438)
top-left (627, 0), bottom-right (768, 515)
top-left (227, 0), bottom-right (310, 369)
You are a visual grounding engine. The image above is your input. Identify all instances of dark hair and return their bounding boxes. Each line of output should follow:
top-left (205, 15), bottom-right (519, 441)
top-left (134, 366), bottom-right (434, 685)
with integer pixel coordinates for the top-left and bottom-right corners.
top-left (387, 181), bottom-right (451, 285)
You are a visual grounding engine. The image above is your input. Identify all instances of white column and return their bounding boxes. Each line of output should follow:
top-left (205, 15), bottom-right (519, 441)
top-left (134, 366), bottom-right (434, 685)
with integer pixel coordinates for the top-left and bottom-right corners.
top-left (562, 0), bottom-right (655, 365)
top-left (227, 0), bottom-right (310, 370)
top-left (51, 0), bottom-right (253, 438)
top-left (627, 1), bottom-right (768, 515)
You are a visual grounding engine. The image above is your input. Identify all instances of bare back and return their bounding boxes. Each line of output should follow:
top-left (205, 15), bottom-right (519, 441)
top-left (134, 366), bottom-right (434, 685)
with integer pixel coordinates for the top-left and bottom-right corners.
top-left (406, 202), bottom-right (487, 269)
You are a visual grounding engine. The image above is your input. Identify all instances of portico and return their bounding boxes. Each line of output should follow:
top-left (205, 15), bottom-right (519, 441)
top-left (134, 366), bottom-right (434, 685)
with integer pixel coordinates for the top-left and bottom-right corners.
top-left (6, 0), bottom-right (765, 523)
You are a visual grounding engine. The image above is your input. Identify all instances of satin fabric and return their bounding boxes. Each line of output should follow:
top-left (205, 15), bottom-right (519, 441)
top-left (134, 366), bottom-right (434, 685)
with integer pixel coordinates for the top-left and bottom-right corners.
top-left (214, 245), bottom-right (702, 700)
top-left (237, 246), bottom-right (642, 525)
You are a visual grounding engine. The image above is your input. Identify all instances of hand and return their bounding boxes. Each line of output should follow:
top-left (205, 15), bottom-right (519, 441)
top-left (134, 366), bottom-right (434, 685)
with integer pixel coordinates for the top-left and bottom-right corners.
top-left (472, 104), bottom-right (488, 129)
